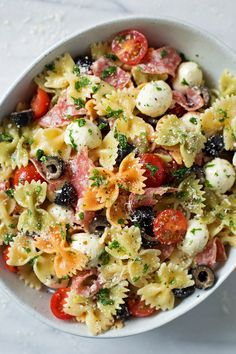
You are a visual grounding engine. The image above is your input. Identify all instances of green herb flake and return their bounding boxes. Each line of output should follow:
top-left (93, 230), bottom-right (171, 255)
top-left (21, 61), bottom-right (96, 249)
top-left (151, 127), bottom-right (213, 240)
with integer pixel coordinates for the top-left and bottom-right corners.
top-left (78, 212), bottom-right (84, 220)
top-left (77, 118), bottom-right (86, 127)
top-left (69, 129), bottom-right (77, 150)
top-left (160, 49), bottom-right (168, 58)
top-left (105, 53), bottom-right (118, 61)
top-left (101, 66), bottom-right (117, 79)
top-left (190, 228), bottom-right (202, 235)
top-left (132, 276), bottom-right (140, 283)
top-left (0, 133), bottom-right (13, 142)
top-left (106, 106), bottom-right (123, 118)
top-left (108, 240), bottom-right (120, 249)
top-left (35, 186), bottom-right (42, 195)
top-left (143, 263), bottom-right (149, 274)
top-left (205, 179), bottom-right (213, 188)
top-left (99, 250), bottom-right (110, 266)
top-left (45, 62), bottom-right (56, 72)
top-left (89, 169), bottom-right (107, 187)
top-left (88, 128), bottom-right (93, 135)
top-left (98, 121), bottom-right (108, 130)
top-left (74, 77), bottom-right (91, 91)
top-left (181, 78), bottom-right (189, 86)
top-left (71, 96), bottom-right (85, 109)
top-left (5, 189), bottom-right (14, 198)
top-left (97, 288), bottom-right (114, 306)
top-left (171, 167), bottom-right (190, 179)
top-left (72, 65), bottom-right (80, 76)
top-left (146, 163), bottom-right (158, 176)
top-left (189, 117), bottom-right (197, 125)
top-left (118, 218), bottom-right (124, 225)
top-left (217, 108), bottom-right (228, 123)
top-left (114, 129), bottom-right (128, 148)
top-left (92, 84), bottom-right (101, 94)
top-left (28, 255), bottom-right (39, 265)
top-left (3, 233), bottom-right (15, 245)
top-left (23, 247), bottom-right (31, 253)
top-left (36, 149), bottom-right (45, 161)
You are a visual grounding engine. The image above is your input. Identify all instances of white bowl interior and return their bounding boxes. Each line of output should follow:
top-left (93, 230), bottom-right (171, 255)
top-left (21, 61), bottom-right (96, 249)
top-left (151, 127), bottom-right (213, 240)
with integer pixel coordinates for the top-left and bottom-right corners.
top-left (1, 17), bottom-right (236, 338)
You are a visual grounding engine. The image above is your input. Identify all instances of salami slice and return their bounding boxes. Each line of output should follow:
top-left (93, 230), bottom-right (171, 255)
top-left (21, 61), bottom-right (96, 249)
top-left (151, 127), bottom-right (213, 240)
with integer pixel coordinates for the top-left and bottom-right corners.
top-left (71, 269), bottom-right (101, 297)
top-left (91, 57), bottom-right (131, 89)
top-left (195, 237), bottom-right (227, 268)
top-left (173, 87), bottom-right (204, 112)
top-left (128, 187), bottom-right (178, 211)
top-left (138, 47), bottom-right (181, 77)
top-left (38, 94), bottom-right (86, 128)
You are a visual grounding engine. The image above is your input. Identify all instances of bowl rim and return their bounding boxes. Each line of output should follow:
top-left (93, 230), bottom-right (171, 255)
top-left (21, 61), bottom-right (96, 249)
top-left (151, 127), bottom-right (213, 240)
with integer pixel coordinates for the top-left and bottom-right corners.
top-left (1, 15), bottom-right (236, 339)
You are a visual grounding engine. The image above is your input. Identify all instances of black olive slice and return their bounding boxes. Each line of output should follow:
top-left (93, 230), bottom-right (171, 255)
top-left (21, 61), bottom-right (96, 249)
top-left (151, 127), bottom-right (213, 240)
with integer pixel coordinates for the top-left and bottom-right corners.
top-left (204, 134), bottom-right (224, 157)
top-left (54, 182), bottom-right (77, 207)
top-left (116, 143), bottom-right (135, 165)
top-left (11, 109), bottom-right (34, 127)
top-left (42, 156), bottom-right (65, 180)
top-left (173, 285), bottom-right (195, 298)
top-left (88, 215), bottom-right (110, 235)
top-left (116, 303), bottom-right (130, 320)
top-left (191, 265), bottom-right (215, 289)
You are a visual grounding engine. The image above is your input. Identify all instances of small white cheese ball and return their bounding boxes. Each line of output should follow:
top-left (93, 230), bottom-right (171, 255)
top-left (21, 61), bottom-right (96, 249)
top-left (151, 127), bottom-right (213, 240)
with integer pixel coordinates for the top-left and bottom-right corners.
top-left (204, 158), bottom-right (236, 194)
top-left (136, 80), bottom-right (172, 117)
top-left (178, 219), bottom-right (209, 256)
top-left (172, 61), bottom-right (203, 94)
top-left (64, 118), bottom-right (102, 151)
top-left (181, 111), bottom-right (201, 131)
top-left (233, 152), bottom-right (236, 168)
top-left (71, 233), bottom-right (103, 266)
top-left (47, 203), bottom-right (74, 224)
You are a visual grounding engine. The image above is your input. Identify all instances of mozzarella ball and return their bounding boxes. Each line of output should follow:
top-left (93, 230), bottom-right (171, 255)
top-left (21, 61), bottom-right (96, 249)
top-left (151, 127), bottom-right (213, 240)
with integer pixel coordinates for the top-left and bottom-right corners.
top-left (178, 219), bottom-right (209, 256)
top-left (233, 152), bottom-right (236, 167)
top-left (136, 80), bottom-right (172, 117)
top-left (64, 118), bottom-right (102, 151)
top-left (71, 233), bottom-right (103, 266)
top-left (181, 111), bottom-right (201, 131)
top-left (172, 61), bottom-right (203, 94)
top-left (47, 203), bottom-right (74, 224)
top-left (204, 158), bottom-right (235, 194)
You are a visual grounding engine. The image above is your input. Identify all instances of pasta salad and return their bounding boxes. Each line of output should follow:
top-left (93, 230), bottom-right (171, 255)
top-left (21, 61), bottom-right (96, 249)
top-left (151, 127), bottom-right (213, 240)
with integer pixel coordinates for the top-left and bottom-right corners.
top-left (1, 29), bottom-right (236, 335)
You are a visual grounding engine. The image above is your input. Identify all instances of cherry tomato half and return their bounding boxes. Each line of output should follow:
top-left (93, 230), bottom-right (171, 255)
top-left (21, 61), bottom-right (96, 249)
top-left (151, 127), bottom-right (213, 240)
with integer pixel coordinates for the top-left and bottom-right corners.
top-left (13, 163), bottom-right (44, 186)
top-left (141, 153), bottom-right (167, 188)
top-left (3, 247), bottom-right (18, 273)
top-left (153, 209), bottom-right (188, 245)
top-left (50, 288), bottom-right (74, 320)
top-left (127, 298), bottom-right (156, 317)
top-left (111, 29), bottom-right (148, 66)
top-left (31, 87), bottom-right (50, 119)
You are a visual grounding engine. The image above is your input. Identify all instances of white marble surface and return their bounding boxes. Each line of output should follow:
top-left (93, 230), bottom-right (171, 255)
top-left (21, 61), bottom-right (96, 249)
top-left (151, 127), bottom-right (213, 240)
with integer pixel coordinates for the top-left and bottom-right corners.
top-left (1, 0), bottom-right (236, 353)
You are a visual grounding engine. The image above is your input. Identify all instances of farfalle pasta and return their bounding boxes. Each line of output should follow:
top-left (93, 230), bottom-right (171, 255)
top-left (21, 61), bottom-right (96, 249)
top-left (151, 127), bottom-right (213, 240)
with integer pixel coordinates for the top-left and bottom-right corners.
top-left (1, 28), bottom-right (236, 336)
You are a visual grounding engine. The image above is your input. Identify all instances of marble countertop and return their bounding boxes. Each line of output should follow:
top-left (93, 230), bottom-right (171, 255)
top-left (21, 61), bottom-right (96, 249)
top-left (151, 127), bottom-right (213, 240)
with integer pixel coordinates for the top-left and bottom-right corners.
top-left (1, 1), bottom-right (236, 353)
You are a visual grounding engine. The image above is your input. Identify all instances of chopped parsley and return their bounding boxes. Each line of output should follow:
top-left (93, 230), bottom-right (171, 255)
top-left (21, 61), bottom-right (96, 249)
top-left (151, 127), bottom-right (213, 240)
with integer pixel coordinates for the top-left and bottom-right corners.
top-left (45, 62), bottom-right (56, 72)
top-left (155, 86), bottom-right (162, 91)
top-left (106, 106), bottom-right (123, 118)
top-left (179, 52), bottom-right (187, 61)
top-left (97, 288), bottom-right (114, 306)
top-left (78, 212), bottom-right (84, 220)
top-left (189, 117), bottom-right (197, 125)
top-left (205, 179), bottom-right (213, 188)
top-left (36, 149), bottom-right (45, 161)
top-left (89, 169), bottom-right (107, 187)
top-left (35, 186), bottom-right (42, 195)
top-left (76, 118), bottom-right (86, 127)
top-left (118, 218), bottom-right (124, 225)
top-left (132, 276), bottom-right (140, 283)
top-left (99, 250), bottom-right (110, 266)
top-left (143, 263), bottom-right (149, 274)
top-left (92, 84), bottom-right (101, 93)
top-left (23, 247), bottom-right (31, 253)
top-left (5, 188), bottom-right (14, 198)
top-left (69, 129), bottom-right (77, 150)
top-left (101, 66), bottom-right (117, 79)
top-left (217, 108), bottom-right (228, 122)
top-left (105, 53), bottom-right (118, 61)
top-left (114, 129), bottom-right (128, 148)
top-left (191, 228), bottom-right (202, 235)
top-left (108, 240), bottom-right (120, 249)
top-left (98, 121), bottom-right (108, 130)
top-left (171, 167), bottom-right (190, 179)
top-left (181, 78), bottom-right (189, 86)
top-left (160, 49), bottom-right (168, 58)
top-left (3, 233), bottom-right (15, 245)
top-left (74, 77), bottom-right (91, 91)
top-left (28, 255), bottom-right (39, 265)
top-left (146, 163), bottom-right (158, 176)
top-left (0, 133), bottom-right (13, 142)
top-left (88, 128), bottom-right (93, 135)
top-left (72, 64), bottom-right (80, 76)
top-left (71, 96), bottom-right (85, 109)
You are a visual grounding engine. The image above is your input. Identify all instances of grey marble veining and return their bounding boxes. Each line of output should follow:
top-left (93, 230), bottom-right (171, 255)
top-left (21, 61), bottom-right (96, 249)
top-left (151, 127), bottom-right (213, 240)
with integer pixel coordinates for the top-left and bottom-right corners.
top-left (1, 0), bottom-right (236, 353)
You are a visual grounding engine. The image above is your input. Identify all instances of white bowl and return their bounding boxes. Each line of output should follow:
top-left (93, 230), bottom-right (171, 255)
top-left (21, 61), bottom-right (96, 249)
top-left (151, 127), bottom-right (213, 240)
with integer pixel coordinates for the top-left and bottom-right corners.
top-left (1, 16), bottom-right (236, 338)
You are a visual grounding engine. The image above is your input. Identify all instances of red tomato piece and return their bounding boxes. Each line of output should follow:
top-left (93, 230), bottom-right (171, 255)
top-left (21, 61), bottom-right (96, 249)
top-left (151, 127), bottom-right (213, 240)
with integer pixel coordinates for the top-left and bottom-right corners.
top-left (127, 298), bottom-right (156, 317)
top-left (50, 288), bottom-right (74, 320)
top-left (112, 29), bottom-right (148, 66)
top-left (3, 247), bottom-right (18, 273)
top-left (153, 209), bottom-right (188, 245)
top-left (13, 163), bottom-right (44, 186)
top-left (141, 153), bottom-right (167, 188)
top-left (31, 87), bottom-right (50, 119)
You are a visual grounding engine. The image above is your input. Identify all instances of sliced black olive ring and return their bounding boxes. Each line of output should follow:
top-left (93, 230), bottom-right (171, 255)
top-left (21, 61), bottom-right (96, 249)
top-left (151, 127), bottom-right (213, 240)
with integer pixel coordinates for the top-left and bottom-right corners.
top-left (191, 265), bottom-right (215, 290)
top-left (88, 215), bottom-right (110, 235)
top-left (11, 109), bottom-right (34, 128)
top-left (54, 182), bottom-right (77, 207)
top-left (173, 285), bottom-right (195, 298)
top-left (42, 156), bottom-right (65, 180)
